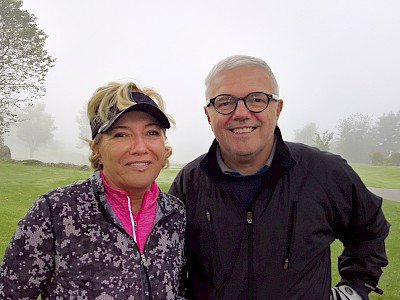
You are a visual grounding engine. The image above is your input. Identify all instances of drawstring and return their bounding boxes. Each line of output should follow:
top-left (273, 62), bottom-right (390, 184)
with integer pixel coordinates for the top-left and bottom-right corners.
top-left (127, 196), bottom-right (137, 244)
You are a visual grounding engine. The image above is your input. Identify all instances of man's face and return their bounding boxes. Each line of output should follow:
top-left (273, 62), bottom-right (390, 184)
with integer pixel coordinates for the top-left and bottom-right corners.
top-left (205, 66), bottom-right (283, 172)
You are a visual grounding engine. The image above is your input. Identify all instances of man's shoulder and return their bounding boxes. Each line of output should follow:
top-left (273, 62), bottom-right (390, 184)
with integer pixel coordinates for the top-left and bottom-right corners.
top-left (284, 141), bottom-right (348, 170)
top-left (285, 141), bottom-right (342, 159)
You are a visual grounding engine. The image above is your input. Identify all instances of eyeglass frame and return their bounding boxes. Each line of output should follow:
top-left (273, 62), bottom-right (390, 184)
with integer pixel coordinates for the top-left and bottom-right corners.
top-left (206, 91), bottom-right (279, 115)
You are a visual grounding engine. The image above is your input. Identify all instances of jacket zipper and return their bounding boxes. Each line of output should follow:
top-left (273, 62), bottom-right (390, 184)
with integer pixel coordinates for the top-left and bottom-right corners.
top-left (283, 201), bottom-right (297, 270)
top-left (247, 210), bottom-right (254, 299)
top-left (127, 196), bottom-right (152, 299)
top-left (205, 206), bottom-right (222, 270)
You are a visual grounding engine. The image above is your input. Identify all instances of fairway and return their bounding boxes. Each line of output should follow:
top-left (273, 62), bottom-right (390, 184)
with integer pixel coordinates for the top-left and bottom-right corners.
top-left (0, 161), bottom-right (399, 299)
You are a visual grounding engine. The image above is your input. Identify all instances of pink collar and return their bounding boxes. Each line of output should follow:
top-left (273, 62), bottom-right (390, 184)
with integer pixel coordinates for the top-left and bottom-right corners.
top-left (100, 171), bottom-right (159, 253)
top-left (100, 170), bottom-right (159, 216)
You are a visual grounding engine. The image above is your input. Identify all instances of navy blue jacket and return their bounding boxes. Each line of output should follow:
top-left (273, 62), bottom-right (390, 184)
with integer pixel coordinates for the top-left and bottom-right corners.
top-left (169, 127), bottom-right (390, 300)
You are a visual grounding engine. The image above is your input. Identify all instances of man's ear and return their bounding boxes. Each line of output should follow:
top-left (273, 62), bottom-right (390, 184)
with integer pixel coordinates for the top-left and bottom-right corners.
top-left (276, 99), bottom-right (283, 119)
top-left (204, 106), bottom-right (211, 124)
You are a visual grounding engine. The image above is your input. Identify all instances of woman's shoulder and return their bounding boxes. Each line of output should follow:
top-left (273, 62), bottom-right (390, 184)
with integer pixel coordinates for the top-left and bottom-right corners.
top-left (42, 177), bottom-right (93, 203)
top-left (159, 191), bottom-right (185, 212)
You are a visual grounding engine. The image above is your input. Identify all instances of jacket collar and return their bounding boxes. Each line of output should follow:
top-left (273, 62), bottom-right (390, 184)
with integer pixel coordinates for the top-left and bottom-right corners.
top-left (90, 171), bottom-right (175, 227)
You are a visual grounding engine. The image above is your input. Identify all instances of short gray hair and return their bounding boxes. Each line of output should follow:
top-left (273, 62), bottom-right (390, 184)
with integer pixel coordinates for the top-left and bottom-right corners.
top-left (204, 54), bottom-right (279, 98)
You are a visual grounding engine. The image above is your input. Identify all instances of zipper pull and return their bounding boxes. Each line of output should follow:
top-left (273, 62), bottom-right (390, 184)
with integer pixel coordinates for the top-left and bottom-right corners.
top-left (206, 210), bottom-right (211, 222)
top-left (246, 211), bottom-right (253, 224)
top-left (364, 283), bottom-right (383, 295)
top-left (283, 258), bottom-right (289, 270)
top-left (141, 253), bottom-right (148, 268)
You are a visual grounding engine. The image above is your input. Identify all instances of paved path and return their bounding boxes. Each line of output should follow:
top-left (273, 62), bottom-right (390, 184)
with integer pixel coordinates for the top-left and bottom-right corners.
top-left (368, 188), bottom-right (400, 202)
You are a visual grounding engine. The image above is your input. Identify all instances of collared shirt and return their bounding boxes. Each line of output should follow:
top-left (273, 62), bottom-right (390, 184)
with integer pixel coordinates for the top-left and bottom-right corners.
top-left (215, 135), bottom-right (277, 209)
top-left (216, 135), bottom-right (277, 176)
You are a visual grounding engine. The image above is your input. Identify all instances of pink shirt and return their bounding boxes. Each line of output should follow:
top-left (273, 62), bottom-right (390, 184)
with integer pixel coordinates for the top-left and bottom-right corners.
top-left (100, 171), bottom-right (158, 253)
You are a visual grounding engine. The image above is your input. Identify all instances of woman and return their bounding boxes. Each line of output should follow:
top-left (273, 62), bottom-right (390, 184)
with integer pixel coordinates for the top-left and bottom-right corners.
top-left (0, 82), bottom-right (186, 299)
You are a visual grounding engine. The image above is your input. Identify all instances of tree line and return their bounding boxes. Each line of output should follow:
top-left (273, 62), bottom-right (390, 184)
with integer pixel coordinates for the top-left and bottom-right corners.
top-left (1, 0), bottom-right (399, 166)
top-left (294, 111), bottom-right (400, 165)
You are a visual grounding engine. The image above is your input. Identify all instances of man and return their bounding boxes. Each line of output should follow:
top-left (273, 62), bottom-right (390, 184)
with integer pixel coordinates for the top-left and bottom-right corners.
top-left (169, 55), bottom-right (390, 299)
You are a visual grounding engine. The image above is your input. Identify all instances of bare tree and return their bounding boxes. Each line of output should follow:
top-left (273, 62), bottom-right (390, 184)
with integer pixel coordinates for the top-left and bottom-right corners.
top-left (313, 131), bottom-right (334, 151)
top-left (0, 0), bottom-right (55, 140)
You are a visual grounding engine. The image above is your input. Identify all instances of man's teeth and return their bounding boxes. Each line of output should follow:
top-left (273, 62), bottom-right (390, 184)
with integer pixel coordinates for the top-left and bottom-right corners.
top-left (232, 127), bottom-right (254, 134)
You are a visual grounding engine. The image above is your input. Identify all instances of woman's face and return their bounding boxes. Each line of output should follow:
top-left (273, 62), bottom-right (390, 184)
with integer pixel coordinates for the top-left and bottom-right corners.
top-left (95, 111), bottom-right (166, 197)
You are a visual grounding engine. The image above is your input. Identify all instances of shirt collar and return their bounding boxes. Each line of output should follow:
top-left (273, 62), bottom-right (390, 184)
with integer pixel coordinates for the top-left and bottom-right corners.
top-left (216, 135), bottom-right (277, 176)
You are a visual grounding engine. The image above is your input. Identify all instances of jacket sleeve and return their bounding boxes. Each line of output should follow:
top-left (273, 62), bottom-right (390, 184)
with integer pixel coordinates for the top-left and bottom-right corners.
top-left (169, 169), bottom-right (190, 299)
top-left (335, 168), bottom-right (390, 295)
top-left (177, 197), bottom-right (188, 300)
top-left (0, 195), bottom-right (55, 299)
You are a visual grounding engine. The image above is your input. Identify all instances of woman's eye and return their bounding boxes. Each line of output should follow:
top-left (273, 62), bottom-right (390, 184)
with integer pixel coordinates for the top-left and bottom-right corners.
top-left (148, 130), bottom-right (161, 136)
top-left (113, 132), bottom-right (127, 138)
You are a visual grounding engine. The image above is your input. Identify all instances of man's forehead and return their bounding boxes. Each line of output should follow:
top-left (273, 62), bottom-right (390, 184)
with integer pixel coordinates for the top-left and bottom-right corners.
top-left (207, 66), bottom-right (274, 96)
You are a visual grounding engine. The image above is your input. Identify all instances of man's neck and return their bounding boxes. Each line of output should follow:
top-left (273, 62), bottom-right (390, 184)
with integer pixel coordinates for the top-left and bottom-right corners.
top-left (217, 137), bottom-right (277, 176)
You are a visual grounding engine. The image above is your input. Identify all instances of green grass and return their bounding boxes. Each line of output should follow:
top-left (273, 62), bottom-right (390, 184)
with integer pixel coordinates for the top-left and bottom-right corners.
top-left (156, 166), bottom-right (181, 191)
top-left (0, 162), bottom-right (92, 255)
top-left (0, 161), bottom-right (399, 298)
top-left (351, 163), bottom-right (400, 189)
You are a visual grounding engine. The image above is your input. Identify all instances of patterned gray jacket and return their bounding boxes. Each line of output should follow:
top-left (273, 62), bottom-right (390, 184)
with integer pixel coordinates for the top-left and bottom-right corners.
top-left (0, 171), bottom-right (186, 299)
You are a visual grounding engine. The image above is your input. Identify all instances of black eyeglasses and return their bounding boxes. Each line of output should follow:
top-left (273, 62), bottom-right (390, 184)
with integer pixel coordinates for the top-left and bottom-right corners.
top-left (206, 92), bottom-right (279, 115)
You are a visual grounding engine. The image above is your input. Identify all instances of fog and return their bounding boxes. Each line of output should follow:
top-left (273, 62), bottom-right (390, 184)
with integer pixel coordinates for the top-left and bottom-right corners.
top-left (5, 0), bottom-right (400, 165)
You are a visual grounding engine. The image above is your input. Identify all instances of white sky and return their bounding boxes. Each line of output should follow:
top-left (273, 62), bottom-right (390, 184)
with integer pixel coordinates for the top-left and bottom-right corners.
top-left (7, 0), bottom-right (400, 164)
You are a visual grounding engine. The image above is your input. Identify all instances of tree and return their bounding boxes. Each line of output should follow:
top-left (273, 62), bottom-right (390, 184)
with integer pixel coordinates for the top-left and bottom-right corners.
top-left (0, 0), bottom-right (55, 141)
top-left (293, 122), bottom-right (318, 146)
top-left (313, 130), bottom-right (334, 151)
top-left (336, 113), bottom-right (374, 163)
top-left (374, 110), bottom-right (400, 155)
top-left (16, 102), bottom-right (55, 158)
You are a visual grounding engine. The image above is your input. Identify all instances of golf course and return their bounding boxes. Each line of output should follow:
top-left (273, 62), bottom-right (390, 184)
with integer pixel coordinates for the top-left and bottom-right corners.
top-left (0, 161), bottom-right (398, 299)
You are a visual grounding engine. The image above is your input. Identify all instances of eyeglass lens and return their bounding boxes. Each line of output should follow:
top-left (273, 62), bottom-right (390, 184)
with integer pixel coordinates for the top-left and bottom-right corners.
top-left (213, 92), bottom-right (270, 114)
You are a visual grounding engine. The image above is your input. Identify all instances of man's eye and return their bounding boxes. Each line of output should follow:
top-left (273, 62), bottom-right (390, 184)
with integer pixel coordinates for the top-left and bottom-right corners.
top-left (252, 98), bottom-right (267, 103)
top-left (217, 99), bottom-right (234, 108)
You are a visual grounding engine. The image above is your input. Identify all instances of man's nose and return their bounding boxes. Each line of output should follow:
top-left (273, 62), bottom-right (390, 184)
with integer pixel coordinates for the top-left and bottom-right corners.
top-left (232, 99), bottom-right (251, 118)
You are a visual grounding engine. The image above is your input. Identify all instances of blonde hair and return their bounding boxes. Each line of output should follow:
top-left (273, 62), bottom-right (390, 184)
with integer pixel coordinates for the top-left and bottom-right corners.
top-left (86, 81), bottom-right (175, 170)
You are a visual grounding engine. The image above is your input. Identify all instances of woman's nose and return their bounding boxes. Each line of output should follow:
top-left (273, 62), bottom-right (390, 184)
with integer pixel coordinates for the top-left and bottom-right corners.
top-left (129, 136), bottom-right (148, 154)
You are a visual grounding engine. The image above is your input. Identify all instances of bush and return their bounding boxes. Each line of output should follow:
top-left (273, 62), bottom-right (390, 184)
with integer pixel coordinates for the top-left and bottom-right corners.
top-left (0, 145), bottom-right (11, 161)
top-left (21, 159), bottom-right (44, 166)
top-left (370, 151), bottom-right (385, 165)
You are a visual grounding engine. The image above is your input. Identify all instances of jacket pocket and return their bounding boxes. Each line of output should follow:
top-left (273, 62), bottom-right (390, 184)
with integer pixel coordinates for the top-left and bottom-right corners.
top-left (205, 206), bottom-right (222, 269)
top-left (283, 201), bottom-right (297, 270)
